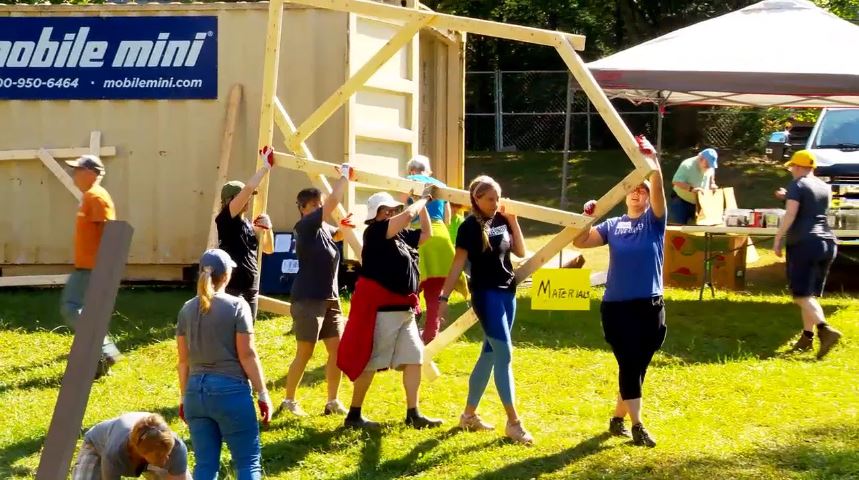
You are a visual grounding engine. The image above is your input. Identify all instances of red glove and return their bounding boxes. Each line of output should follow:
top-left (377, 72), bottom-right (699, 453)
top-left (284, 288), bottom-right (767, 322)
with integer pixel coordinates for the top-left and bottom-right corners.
top-left (257, 390), bottom-right (272, 425)
top-left (339, 213), bottom-right (356, 229)
top-left (583, 200), bottom-right (597, 216)
top-left (178, 404), bottom-right (186, 424)
top-left (253, 213), bottom-right (272, 230)
top-left (259, 146), bottom-right (275, 169)
top-left (635, 135), bottom-right (656, 156)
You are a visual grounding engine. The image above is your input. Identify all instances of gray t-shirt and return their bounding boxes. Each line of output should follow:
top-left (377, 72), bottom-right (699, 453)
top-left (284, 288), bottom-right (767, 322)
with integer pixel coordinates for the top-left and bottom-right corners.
top-left (176, 293), bottom-right (254, 380)
top-left (291, 208), bottom-right (340, 301)
top-left (83, 412), bottom-right (187, 478)
top-left (786, 175), bottom-right (836, 245)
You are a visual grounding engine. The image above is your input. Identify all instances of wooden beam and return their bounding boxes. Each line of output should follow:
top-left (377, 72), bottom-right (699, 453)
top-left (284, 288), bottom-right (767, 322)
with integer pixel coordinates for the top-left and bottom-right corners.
top-left (0, 274), bottom-right (69, 287)
top-left (208, 84), bottom-right (244, 249)
top-left (293, 16), bottom-right (435, 145)
top-left (36, 221), bottom-right (133, 480)
top-left (272, 97), bottom-right (364, 256)
top-left (37, 149), bottom-right (82, 202)
top-left (286, 0), bottom-right (586, 50)
top-left (0, 146), bottom-right (117, 162)
top-left (88, 131), bottom-right (101, 156)
top-left (259, 295), bottom-right (291, 317)
top-left (555, 35), bottom-right (656, 173)
top-left (253, 0), bottom-right (286, 221)
top-left (355, 125), bottom-right (415, 144)
top-left (273, 151), bottom-right (590, 228)
top-left (446, 31), bottom-right (466, 189)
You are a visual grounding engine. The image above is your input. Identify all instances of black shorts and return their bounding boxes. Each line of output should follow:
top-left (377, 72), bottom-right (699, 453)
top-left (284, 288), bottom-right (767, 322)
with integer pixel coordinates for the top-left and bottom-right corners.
top-left (785, 238), bottom-right (837, 298)
top-left (600, 296), bottom-right (667, 353)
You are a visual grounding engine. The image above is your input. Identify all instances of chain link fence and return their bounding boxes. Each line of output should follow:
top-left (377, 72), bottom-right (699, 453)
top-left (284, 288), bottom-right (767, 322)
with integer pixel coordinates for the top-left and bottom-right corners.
top-left (465, 70), bottom-right (772, 153)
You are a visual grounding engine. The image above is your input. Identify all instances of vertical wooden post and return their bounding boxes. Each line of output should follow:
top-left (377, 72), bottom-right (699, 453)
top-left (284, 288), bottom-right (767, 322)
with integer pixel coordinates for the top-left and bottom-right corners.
top-left (207, 84), bottom-right (244, 249)
top-left (253, 0), bottom-right (285, 221)
top-left (36, 221), bottom-right (134, 480)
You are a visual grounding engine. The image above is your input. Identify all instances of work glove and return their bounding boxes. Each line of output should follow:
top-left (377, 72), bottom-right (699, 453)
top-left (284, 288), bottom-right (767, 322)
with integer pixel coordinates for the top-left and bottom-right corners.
top-left (583, 200), bottom-right (597, 216)
top-left (253, 213), bottom-right (272, 230)
top-left (259, 146), bottom-right (275, 170)
top-left (258, 390), bottom-right (272, 425)
top-left (338, 163), bottom-right (357, 181)
top-left (635, 135), bottom-right (656, 156)
top-left (178, 403), bottom-right (186, 424)
top-left (340, 213), bottom-right (356, 229)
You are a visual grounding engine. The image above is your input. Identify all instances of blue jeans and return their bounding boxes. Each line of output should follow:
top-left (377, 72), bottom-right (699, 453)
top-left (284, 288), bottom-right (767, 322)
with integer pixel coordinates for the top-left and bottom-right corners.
top-left (467, 288), bottom-right (517, 407)
top-left (668, 193), bottom-right (696, 225)
top-left (60, 269), bottom-right (121, 359)
top-left (184, 374), bottom-right (262, 480)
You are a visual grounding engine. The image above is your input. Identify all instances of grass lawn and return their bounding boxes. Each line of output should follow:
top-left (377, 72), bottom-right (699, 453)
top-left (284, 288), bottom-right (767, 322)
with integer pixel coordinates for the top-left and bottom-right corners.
top-left (2, 286), bottom-right (858, 479)
top-left (2, 150), bottom-right (857, 478)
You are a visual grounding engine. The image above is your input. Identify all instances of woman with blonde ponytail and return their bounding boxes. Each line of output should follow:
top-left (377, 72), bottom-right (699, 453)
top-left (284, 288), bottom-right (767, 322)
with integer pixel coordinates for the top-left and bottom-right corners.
top-left (438, 175), bottom-right (531, 444)
top-left (176, 249), bottom-right (272, 479)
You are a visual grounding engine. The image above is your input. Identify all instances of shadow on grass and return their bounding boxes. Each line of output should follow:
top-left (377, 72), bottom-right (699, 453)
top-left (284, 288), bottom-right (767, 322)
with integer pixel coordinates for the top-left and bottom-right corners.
top-left (0, 435), bottom-right (43, 478)
top-left (473, 432), bottom-right (612, 480)
top-left (448, 295), bottom-right (830, 364)
top-left (592, 424), bottom-right (859, 479)
top-left (0, 286), bottom-right (192, 355)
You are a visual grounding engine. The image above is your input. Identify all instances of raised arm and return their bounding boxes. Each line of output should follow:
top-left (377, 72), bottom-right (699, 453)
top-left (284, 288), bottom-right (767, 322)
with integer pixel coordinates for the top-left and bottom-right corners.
top-left (650, 158), bottom-right (666, 219)
top-left (228, 148), bottom-right (275, 218)
top-left (573, 200), bottom-right (606, 249)
top-left (386, 184), bottom-right (434, 239)
top-left (323, 165), bottom-right (353, 220)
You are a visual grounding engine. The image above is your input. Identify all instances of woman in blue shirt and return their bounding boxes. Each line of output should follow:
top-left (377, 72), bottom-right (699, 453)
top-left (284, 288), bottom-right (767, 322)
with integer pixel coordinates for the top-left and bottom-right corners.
top-left (574, 155), bottom-right (666, 448)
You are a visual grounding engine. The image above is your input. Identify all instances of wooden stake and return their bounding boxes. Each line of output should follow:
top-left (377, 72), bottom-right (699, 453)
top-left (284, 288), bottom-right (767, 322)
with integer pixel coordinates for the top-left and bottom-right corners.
top-left (207, 84), bottom-right (244, 249)
top-left (36, 221), bottom-right (133, 480)
top-left (0, 274), bottom-right (69, 287)
top-left (293, 16), bottom-right (435, 146)
top-left (38, 149), bottom-right (82, 202)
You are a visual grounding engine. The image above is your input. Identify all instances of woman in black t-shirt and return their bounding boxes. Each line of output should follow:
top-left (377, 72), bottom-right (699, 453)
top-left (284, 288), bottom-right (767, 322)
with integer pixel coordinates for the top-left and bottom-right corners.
top-left (340, 188), bottom-right (443, 430)
top-left (438, 175), bottom-right (531, 444)
top-left (215, 147), bottom-right (275, 320)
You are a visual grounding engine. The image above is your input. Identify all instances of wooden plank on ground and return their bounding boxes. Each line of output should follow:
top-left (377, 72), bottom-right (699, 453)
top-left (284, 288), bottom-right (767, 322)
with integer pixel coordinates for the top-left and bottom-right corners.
top-left (37, 149), bottom-right (82, 202)
top-left (259, 295), bottom-right (291, 317)
top-left (35, 221), bottom-right (133, 480)
top-left (0, 146), bottom-right (117, 162)
top-left (0, 274), bottom-right (69, 287)
top-left (207, 84), bottom-right (243, 249)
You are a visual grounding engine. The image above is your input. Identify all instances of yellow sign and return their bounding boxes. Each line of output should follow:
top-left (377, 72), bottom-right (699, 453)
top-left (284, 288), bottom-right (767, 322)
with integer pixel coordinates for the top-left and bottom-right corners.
top-left (531, 268), bottom-right (592, 311)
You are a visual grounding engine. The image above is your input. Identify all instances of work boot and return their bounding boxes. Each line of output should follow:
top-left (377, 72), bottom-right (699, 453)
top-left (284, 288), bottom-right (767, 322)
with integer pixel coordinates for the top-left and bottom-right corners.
top-left (632, 423), bottom-right (656, 447)
top-left (609, 417), bottom-right (632, 438)
top-left (791, 333), bottom-right (813, 352)
top-left (817, 324), bottom-right (842, 359)
top-left (405, 413), bottom-right (443, 430)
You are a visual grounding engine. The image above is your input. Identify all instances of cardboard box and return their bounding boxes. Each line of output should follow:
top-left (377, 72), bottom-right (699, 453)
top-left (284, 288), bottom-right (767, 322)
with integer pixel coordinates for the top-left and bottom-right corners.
top-left (664, 231), bottom-right (747, 290)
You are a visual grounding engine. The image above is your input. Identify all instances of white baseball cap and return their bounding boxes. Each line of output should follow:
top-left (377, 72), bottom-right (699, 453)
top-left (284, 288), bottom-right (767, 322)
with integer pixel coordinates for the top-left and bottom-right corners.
top-left (365, 191), bottom-right (403, 223)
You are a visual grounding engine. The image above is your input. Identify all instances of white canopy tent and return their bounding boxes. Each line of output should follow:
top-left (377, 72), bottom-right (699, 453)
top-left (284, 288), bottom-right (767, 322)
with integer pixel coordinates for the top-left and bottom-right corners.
top-left (588, 0), bottom-right (859, 109)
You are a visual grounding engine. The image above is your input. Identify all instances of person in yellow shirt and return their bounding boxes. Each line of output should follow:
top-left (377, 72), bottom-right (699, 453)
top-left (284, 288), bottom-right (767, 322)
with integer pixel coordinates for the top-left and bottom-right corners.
top-left (60, 154), bottom-right (120, 379)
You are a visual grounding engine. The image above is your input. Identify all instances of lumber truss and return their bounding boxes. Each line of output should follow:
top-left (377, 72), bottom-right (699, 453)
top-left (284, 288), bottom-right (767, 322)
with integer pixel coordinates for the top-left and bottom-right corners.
top-left (254, 0), bottom-right (657, 379)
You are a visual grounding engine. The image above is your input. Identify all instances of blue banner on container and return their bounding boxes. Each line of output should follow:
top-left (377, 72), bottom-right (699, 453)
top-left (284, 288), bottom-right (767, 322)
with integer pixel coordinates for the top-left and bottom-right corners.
top-left (0, 16), bottom-right (218, 100)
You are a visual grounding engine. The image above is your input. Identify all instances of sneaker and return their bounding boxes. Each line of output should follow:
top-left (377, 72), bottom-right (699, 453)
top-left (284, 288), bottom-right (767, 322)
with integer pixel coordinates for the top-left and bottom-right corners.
top-left (274, 399), bottom-right (308, 418)
top-left (505, 420), bottom-right (533, 445)
top-left (791, 334), bottom-right (813, 352)
top-left (459, 413), bottom-right (494, 432)
top-left (324, 399), bottom-right (348, 416)
top-left (817, 325), bottom-right (843, 359)
top-left (609, 417), bottom-right (632, 438)
top-left (94, 356), bottom-right (117, 380)
top-left (631, 423), bottom-right (656, 447)
top-left (405, 413), bottom-right (444, 430)
top-left (344, 416), bottom-right (381, 429)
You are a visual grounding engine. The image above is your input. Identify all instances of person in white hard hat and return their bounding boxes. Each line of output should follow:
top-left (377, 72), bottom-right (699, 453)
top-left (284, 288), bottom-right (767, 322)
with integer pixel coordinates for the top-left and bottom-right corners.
top-left (336, 187), bottom-right (443, 430)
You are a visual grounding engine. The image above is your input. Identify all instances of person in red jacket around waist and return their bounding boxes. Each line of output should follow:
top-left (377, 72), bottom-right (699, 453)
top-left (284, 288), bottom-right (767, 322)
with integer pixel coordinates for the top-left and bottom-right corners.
top-left (337, 186), bottom-right (443, 430)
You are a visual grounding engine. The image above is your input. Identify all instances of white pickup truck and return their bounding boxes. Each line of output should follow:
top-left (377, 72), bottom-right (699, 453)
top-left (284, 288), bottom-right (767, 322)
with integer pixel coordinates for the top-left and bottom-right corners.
top-left (769, 108), bottom-right (859, 247)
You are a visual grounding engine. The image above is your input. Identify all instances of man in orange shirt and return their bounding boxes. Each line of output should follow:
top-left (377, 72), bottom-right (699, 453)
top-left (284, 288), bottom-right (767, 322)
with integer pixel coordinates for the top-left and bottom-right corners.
top-left (60, 155), bottom-right (120, 379)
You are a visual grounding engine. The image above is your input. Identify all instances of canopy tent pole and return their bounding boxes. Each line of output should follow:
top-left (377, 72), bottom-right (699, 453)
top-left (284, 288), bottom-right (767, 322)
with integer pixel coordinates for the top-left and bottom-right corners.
top-left (656, 96), bottom-right (666, 155)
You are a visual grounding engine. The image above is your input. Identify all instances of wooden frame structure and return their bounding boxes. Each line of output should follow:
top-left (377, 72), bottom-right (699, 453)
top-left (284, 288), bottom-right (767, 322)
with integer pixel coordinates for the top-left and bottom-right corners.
top-left (254, 0), bottom-right (657, 378)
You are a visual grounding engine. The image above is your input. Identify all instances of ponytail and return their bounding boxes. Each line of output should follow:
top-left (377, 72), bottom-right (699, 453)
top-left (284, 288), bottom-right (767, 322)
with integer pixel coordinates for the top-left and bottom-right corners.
top-left (197, 267), bottom-right (215, 314)
top-left (468, 175), bottom-right (502, 252)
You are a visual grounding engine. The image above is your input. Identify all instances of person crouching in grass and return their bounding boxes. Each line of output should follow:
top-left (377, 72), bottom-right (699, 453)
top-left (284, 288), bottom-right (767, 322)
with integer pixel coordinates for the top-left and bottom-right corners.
top-left (71, 413), bottom-right (189, 479)
top-left (337, 187), bottom-right (443, 430)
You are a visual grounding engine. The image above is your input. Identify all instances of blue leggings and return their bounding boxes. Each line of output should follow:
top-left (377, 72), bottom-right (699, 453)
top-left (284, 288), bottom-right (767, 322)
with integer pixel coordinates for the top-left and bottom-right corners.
top-left (467, 288), bottom-right (516, 407)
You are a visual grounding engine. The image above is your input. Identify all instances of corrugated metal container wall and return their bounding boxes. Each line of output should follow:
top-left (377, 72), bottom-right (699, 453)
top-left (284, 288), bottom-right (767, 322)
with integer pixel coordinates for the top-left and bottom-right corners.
top-left (0, 3), bottom-right (349, 276)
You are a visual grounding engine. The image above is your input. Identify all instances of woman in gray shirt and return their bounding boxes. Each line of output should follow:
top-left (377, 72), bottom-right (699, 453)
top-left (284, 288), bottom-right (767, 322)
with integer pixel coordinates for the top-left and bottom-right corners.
top-left (176, 249), bottom-right (272, 480)
top-left (774, 150), bottom-right (842, 359)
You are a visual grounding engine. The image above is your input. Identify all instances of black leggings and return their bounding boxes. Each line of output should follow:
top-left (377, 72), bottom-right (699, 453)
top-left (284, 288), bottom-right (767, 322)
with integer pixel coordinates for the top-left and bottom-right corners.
top-left (600, 297), bottom-right (667, 400)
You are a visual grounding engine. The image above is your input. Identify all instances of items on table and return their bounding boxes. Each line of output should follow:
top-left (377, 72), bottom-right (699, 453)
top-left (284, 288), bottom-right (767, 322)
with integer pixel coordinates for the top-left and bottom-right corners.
top-left (827, 209), bottom-right (859, 230)
top-left (724, 208), bottom-right (786, 228)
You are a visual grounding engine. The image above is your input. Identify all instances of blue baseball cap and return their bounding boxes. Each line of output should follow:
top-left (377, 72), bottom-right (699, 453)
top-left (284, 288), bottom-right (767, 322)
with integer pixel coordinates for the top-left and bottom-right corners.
top-left (199, 249), bottom-right (236, 276)
top-left (699, 148), bottom-right (718, 168)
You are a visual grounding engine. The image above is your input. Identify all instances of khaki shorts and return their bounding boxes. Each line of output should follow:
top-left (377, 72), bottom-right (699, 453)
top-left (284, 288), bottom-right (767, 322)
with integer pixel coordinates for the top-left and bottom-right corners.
top-left (291, 299), bottom-right (345, 342)
top-left (365, 311), bottom-right (423, 372)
